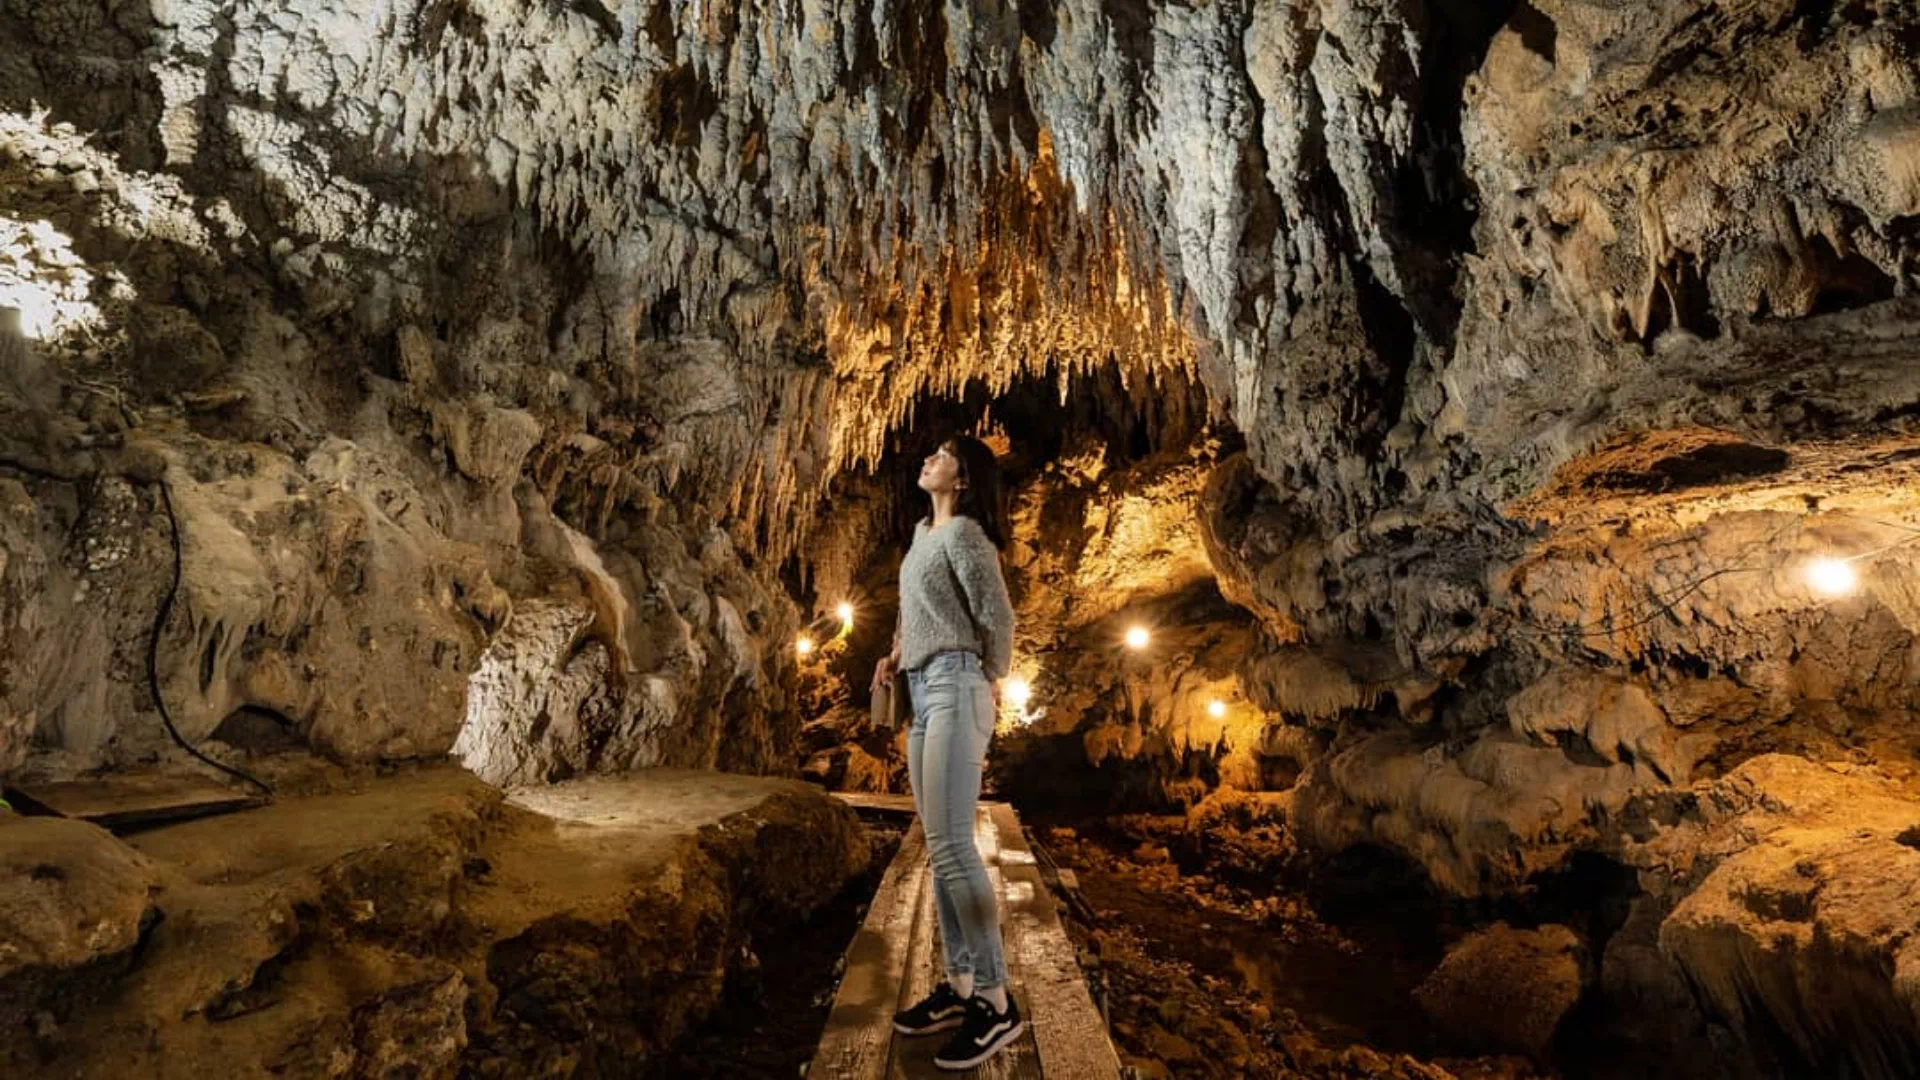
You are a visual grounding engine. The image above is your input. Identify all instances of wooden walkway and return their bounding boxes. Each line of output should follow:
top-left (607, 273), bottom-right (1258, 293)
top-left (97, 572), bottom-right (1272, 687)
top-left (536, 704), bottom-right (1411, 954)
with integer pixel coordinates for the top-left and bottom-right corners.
top-left (812, 795), bottom-right (1121, 1078)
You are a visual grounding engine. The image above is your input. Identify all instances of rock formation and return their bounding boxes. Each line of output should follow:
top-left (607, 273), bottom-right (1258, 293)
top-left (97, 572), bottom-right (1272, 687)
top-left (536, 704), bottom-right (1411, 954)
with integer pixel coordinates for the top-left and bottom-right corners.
top-left (2, 0), bottom-right (1920, 1074)
top-left (1, 768), bottom-right (868, 1075)
top-left (1414, 923), bottom-right (1586, 1061)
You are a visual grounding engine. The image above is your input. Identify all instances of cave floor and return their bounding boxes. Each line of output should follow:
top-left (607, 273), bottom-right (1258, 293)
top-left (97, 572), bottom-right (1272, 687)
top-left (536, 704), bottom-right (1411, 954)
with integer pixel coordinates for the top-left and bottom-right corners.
top-left (1038, 825), bottom-right (1552, 1080)
top-left (9, 764), bottom-right (870, 1077)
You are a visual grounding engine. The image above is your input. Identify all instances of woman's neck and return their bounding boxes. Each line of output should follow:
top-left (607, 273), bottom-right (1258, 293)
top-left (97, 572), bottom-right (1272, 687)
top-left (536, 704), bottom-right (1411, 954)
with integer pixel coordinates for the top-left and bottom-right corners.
top-left (929, 490), bottom-right (960, 527)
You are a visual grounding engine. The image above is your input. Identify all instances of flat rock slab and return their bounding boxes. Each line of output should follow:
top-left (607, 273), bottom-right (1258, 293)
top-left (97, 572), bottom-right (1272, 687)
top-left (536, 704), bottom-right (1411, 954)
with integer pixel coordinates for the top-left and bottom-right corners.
top-left (9, 765), bottom-right (868, 1078)
top-left (7, 772), bottom-right (268, 831)
top-left (124, 766), bottom-right (497, 887)
top-left (512, 769), bottom-right (797, 824)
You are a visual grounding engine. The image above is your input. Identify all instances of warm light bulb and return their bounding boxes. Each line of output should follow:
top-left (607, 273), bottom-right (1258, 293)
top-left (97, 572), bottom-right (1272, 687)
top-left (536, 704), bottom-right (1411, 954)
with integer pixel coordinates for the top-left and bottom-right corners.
top-left (1207, 699), bottom-right (1226, 718)
top-left (1005, 677), bottom-right (1032, 710)
top-left (1805, 556), bottom-right (1858, 597)
top-left (836, 602), bottom-right (854, 624)
top-left (1124, 625), bottom-right (1150, 650)
top-left (795, 635), bottom-right (815, 656)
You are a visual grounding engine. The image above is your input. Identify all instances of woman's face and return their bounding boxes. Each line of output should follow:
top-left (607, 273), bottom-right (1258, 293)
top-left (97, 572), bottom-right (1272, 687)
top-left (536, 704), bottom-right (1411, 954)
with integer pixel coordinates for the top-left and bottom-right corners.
top-left (918, 444), bottom-right (963, 495)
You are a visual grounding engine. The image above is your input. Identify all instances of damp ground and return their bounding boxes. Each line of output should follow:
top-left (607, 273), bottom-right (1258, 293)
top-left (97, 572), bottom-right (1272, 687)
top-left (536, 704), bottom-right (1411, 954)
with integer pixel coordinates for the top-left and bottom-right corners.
top-left (640, 813), bottom-right (907, 1079)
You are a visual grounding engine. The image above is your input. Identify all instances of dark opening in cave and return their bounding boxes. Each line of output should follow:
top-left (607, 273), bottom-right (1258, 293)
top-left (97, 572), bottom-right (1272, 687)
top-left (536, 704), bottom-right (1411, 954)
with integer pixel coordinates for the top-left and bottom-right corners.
top-left (6, 2), bottom-right (1920, 1078)
top-left (210, 706), bottom-right (306, 756)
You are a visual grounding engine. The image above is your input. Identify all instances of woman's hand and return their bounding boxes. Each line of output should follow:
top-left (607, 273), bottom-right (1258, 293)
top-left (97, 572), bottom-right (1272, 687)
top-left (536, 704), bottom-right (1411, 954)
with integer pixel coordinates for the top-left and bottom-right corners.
top-left (871, 652), bottom-right (898, 694)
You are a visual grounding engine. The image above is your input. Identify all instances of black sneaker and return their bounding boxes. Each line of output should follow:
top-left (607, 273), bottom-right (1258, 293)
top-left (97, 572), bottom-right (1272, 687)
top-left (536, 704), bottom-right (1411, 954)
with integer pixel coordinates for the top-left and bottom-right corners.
top-left (933, 993), bottom-right (1024, 1070)
top-left (892, 981), bottom-right (969, 1036)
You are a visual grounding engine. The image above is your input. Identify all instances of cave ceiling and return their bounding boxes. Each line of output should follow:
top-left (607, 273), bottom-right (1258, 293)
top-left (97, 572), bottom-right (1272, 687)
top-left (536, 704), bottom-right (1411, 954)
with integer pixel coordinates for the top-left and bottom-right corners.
top-left (2, 0), bottom-right (1912, 534)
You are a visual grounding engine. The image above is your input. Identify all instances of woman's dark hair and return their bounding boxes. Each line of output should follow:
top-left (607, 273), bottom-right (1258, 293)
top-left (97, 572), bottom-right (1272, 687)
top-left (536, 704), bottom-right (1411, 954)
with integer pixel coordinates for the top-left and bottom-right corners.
top-left (945, 435), bottom-right (1010, 549)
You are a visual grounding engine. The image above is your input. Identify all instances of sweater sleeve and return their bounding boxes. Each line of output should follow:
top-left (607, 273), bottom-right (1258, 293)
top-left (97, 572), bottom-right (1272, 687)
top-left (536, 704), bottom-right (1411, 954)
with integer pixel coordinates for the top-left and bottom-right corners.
top-left (894, 520), bottom-right (923, 655)
top-left (950, 519), bottom-right (1015, 680)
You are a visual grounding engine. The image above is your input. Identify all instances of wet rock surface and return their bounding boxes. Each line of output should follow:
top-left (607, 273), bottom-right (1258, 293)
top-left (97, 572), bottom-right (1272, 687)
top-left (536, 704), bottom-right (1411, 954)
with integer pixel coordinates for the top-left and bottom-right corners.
top-left (0, 815), bottom-right (160, 1064)
top-left (2, 0), bottom-right (1920, 1074)
top-left (640, 813), bottom-right (907, 1080)
top-left (0, 767), bottom-right (869, 1077)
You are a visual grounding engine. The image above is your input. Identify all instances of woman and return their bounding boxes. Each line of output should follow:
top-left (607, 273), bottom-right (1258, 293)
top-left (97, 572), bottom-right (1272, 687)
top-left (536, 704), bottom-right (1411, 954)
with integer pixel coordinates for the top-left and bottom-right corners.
top-left (871, 435), bottom-right (1022, 1070)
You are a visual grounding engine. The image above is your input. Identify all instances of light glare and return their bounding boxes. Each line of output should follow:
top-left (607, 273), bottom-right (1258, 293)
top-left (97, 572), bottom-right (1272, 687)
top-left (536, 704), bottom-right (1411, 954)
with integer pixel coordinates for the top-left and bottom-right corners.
top-left (1207, 699), bottom-right (1227, 718)
top-left (0, 285), bottom-right (62, 340)
top-left (1, 214), bottom-right (107, 340)
top-left (1005, 677), bottom-right (1032, 709)
top-left (1805, 556), bottom-right (1858, 597)
top-left (1124, 625), bottom-right (1150, 650)
top-left (795, 635), bottom-right (815, 656)
top-left (836, 602), bottom-right (854, 623)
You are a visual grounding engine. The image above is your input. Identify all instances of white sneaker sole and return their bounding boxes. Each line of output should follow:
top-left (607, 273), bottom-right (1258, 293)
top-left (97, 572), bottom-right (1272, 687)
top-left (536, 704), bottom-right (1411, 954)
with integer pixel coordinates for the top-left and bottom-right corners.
top-left (892, 1016), bottom-right (965, 1036)
top-left (933, 1021), bottom-right (1025, 1070)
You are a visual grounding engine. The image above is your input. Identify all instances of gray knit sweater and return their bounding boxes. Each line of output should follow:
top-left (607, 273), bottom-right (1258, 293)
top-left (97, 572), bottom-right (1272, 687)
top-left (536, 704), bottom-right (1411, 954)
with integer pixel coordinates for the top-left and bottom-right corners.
top-left (896, 515), bottom-right (1015, 680)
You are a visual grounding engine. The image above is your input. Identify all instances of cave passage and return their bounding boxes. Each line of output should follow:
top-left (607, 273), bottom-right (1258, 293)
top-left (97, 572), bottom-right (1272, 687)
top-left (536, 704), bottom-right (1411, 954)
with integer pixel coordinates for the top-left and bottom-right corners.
top-left (7, 1), bottom-right (1920, 1078)
top-left (781, 362), bottom-right (1720, 1080)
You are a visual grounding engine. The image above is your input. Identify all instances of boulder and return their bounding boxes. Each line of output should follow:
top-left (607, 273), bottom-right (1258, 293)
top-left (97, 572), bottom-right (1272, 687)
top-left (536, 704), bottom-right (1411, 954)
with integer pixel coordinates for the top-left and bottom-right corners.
top-left (0, 816), bottom-right (159, 1067)
top-left (1658, 755), bottom-right (1920, 1078)
top-left (1414, 922), bottom-right (1585, 1059)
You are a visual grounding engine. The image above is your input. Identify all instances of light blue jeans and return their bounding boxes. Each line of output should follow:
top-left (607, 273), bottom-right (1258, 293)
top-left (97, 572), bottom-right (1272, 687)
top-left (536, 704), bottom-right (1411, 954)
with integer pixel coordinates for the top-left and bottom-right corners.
top-left (905, 650), bottom-right (1007, 992)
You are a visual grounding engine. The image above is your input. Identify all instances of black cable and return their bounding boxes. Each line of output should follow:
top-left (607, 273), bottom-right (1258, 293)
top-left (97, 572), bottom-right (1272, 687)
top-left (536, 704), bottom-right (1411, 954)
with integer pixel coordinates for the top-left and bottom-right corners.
top-left (1542, 517), bottom-right (1920, 643)
top-left (1543, 524), bottom-right (1793, 642)
top-left (149, 477), bottom-right (273, 797)
top-left (1550, 564), bottom-right (1759, 640)
top-left (1857, 517), bottom-right (1920, 537)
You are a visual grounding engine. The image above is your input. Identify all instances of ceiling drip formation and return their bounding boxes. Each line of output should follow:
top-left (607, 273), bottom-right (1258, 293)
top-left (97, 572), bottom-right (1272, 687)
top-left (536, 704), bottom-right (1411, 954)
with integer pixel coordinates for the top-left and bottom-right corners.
top-left (69, 0), bottom-right (1510, 555)
top-left (3, 0), bottom-right (1913, 540)
top-left (823, 162), bottom-right (1202, 476)
top-left (6, 4), bottom-right (1920, 1074)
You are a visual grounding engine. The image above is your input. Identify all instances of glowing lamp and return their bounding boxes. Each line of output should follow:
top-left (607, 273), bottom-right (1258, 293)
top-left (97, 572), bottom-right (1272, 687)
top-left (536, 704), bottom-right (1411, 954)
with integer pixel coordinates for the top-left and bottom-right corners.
top-left (795, 635), bottom-right (815, 656)
top-left (1207, 699), bottom-right (1227, 718)
top-left (1805, 556), bottom-right (1858, 598)
top-left (1005, 677), bottom-right (1032, 710)
top-left (1124, 625), bottom-right (1151, 650)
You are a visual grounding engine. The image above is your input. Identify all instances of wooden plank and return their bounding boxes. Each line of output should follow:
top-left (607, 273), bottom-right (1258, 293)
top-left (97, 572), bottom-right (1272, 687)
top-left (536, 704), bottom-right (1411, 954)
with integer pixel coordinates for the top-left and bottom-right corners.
top-left (830, 791), bottom-right (1007, 815)
top-left (815, 802), bottom-right (1109, 1080)
top-left (830, 791), bottom-right (921, 815)
top-left (888, 808), bottom-right (1040, 1079)
top-left (885, 843), bottom-right (940, 1078)
top-left (990, 803), bottom-right (1123, 1080)
top-left (978, 806), bottom-right (1044, 1080)
top-left (9, 774), bottom-right (266, 831)
top-left (811, 821), bottom-right (930, 1080)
